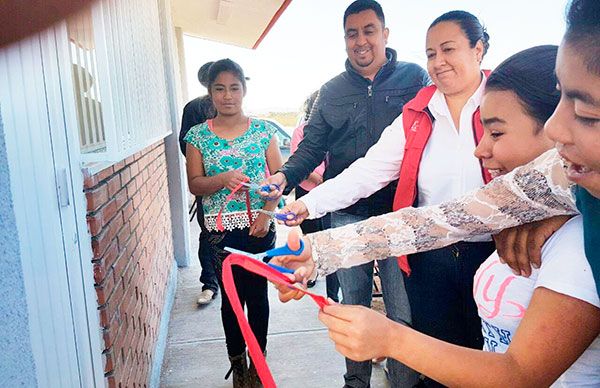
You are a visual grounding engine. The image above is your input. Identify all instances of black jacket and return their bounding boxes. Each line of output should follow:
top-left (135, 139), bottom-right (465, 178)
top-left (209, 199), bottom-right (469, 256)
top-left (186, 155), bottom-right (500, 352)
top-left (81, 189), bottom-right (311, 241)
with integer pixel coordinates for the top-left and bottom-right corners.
top-left (280, 48), bottom-right (430, 216)
top-left (179, 95), bottom-right (216, 155)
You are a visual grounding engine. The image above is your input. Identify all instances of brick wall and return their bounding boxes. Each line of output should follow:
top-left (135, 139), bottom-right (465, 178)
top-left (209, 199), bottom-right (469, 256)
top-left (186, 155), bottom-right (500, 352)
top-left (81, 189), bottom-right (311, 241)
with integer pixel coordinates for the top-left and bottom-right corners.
top-left (84, 141), bottom-right (175, 388)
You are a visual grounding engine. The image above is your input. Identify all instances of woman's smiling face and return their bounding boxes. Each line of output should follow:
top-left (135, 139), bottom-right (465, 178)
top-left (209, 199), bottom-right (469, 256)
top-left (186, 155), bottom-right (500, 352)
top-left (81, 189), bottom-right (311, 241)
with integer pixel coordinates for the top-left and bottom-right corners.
top-left (425, 21), bottom-right (483, 97)
top-left (544, 43), bottom-right (600, 198)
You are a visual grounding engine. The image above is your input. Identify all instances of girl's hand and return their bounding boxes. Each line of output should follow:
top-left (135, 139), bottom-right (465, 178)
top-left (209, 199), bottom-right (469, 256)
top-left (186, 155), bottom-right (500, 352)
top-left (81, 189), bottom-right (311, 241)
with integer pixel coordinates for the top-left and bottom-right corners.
top-left (318, 303), bottom-right (395, 362)
top-left (269, 230), bottom-right (316, 302)
top-left (249, 212), bottom-right (271, 237)
top-left (493, 215), bottom-right (571, 276)
top-left (219, 170), bottom-right (248, 192)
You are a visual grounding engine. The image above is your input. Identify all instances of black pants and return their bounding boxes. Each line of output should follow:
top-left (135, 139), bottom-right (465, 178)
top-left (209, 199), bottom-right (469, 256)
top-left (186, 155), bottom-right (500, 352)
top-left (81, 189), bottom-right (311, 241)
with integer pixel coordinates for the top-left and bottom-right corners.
top-left (210, 224), bottom-right (275, 357)
top-left (403, 241), bottom-right (495, 387)
top-left (296, 186), bottom-right (340, 303)
top-left (196, 196), bottom-right (219, 293)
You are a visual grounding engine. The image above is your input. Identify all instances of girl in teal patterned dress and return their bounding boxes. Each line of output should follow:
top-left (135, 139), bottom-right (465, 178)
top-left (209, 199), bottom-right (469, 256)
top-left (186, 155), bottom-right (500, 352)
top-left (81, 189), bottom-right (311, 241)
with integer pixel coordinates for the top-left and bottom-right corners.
top-left (184, 59), bottom-right (283, 387)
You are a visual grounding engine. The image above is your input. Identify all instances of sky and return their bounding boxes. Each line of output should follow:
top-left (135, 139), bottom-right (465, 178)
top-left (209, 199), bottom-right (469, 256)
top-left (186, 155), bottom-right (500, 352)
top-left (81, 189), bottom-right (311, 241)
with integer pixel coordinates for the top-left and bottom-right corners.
top-left (183, 0), bottom-right (567, 115)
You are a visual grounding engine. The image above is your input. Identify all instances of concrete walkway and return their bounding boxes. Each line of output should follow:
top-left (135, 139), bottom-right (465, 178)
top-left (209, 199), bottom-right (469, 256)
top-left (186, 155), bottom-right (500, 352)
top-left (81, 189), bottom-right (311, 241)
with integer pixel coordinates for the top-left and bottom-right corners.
top-left (160, 220), bottom-right (389, 388)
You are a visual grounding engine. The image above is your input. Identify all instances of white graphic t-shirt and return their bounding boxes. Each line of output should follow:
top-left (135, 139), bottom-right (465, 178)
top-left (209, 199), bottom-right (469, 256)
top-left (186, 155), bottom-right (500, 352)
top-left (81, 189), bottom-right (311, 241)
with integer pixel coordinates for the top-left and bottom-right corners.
top-left (474, 216), bottom-right (600, 386)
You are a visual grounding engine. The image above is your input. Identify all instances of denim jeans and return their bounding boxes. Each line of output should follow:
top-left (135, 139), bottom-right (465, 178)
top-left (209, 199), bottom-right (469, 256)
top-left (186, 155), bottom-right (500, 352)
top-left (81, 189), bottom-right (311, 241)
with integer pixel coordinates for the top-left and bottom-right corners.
top-left (404, 241), bottom-right (496, 387)
top-left (297, 187), bottom-right (340, 302)
top-left (331, 211), bottom-right (418, 388)
top-left (196, 196), bottom-right (219, 293)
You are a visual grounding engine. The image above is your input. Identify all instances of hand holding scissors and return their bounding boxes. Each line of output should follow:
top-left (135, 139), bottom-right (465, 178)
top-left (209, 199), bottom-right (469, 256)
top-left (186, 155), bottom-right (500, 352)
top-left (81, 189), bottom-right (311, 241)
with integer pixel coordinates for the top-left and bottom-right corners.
top-left (258, 172), bottom-right (287, 200)
top-left (267, 230), bottom-right (316, 301)
top-left (257, 209), bottom-right (298, 222)
top-left (274, 200), bottom-right (310, 226)
top-left (241, 182), bottom-right (281, 201)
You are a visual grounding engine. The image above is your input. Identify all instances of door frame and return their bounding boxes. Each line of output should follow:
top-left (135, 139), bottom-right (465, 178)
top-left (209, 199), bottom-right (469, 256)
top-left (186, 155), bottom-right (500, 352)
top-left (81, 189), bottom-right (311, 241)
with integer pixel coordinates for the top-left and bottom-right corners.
top-left (0, 26), bottom-right (104, 388)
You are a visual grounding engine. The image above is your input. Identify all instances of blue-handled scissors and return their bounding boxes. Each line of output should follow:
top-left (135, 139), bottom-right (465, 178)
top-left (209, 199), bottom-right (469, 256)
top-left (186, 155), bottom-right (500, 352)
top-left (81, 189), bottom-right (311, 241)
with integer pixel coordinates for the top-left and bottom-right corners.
top-left (240, 182), bottom-right (281, 201)
top-left (224, 240), bottom-right (305, 275)
top-left (257, 209), bottom-right (298, 222)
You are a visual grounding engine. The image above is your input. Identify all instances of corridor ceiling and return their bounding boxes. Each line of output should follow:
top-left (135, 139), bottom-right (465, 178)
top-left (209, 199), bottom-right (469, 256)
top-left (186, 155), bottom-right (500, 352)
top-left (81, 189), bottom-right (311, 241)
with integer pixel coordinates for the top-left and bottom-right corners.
top-left (171, 0), bottom-right (292, 49)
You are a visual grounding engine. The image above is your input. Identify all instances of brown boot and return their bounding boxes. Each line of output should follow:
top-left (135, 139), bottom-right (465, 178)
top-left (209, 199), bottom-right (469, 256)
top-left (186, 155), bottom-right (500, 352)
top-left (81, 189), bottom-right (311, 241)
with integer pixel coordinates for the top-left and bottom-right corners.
top-left (247, 350), bottom-right (266, 388)
top-left (225, 352), bottom-right (248, 388)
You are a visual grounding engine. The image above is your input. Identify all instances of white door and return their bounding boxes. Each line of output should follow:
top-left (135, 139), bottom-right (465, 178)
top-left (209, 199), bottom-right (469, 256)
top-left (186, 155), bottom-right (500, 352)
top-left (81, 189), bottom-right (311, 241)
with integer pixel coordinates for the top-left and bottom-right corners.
top-left (0, 28), bottom-right (104, 388)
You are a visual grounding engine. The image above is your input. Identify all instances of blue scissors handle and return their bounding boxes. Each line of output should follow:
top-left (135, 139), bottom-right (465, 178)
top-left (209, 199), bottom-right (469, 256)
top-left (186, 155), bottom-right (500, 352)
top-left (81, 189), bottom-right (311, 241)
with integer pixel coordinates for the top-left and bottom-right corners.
top-left (264, 239), bottom-right (305, 258)
top-left (242, 182), bottom-right (281, 200)
top-left (258, 209), bottom-right (297, 222)
top-left (223, 246), bottom-right (296, 275)
top-left (267, 263), bottom-right (295, 274)
top-left (262, 183), bottom-right (281, 201)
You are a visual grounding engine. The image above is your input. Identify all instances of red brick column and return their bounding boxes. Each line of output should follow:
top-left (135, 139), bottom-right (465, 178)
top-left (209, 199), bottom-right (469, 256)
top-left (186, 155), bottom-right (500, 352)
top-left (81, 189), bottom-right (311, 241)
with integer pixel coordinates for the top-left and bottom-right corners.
top-left (84, 141), bottom-right (175, 388)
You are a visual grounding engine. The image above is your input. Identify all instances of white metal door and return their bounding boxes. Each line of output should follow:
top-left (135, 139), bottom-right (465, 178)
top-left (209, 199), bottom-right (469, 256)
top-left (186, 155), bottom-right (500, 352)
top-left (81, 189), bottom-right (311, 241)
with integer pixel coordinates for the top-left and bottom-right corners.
top-left (0, 28), bottom-right (104, 388)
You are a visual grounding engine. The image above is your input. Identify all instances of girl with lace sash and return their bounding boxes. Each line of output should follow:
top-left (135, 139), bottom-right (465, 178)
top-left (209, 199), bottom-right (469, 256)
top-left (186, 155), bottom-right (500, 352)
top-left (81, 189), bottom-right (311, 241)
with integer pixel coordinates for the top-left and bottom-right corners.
top-left (306, 148), bottom-right (577, 277)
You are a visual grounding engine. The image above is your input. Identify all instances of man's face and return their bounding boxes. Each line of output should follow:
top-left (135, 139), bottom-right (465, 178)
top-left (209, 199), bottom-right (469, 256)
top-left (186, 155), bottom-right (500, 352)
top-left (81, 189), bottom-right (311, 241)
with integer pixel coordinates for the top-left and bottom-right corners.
top-left (344, 9), bottom-right (389, 78)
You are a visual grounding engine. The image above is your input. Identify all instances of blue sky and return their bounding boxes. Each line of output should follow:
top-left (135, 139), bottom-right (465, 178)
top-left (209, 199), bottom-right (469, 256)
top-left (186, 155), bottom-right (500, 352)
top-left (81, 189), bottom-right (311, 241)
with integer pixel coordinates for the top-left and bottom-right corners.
top-left (184, 0), bottom-right (566, 114)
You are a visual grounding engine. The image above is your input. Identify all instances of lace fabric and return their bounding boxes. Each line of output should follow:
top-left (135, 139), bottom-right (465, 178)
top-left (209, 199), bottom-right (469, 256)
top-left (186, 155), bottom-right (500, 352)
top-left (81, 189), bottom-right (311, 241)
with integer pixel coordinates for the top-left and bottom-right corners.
top-left (308, 149), bottom-right (580, 277)
top-left (205, 210), bottom-right (269, 232)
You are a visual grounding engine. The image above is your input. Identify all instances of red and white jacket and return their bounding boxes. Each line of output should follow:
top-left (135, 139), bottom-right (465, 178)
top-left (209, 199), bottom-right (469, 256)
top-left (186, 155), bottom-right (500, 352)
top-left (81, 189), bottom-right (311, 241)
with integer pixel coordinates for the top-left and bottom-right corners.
top-left (394, 71), bottom-right (492, 274)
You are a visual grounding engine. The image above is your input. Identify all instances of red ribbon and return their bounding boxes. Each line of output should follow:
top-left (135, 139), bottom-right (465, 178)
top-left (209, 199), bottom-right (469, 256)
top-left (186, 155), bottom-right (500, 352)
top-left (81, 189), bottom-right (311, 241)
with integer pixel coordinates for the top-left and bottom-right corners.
top-left (216, 177), bottom-right (253, 232)
top-left (222, 253), bottom-right (329, 387)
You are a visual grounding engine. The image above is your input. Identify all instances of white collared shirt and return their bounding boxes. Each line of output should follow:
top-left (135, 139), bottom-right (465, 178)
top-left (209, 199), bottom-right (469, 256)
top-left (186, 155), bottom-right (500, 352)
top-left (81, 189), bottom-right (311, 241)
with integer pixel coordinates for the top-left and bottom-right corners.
top-left (417, 79), bottom-right (486, 207)
top-left (301, 74), bottom-right (487, 219)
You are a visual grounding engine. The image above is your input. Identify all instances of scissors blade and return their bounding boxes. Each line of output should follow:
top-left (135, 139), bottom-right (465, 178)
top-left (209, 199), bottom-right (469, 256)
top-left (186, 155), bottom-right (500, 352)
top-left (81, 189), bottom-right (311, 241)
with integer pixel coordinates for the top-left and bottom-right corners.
top-left (223, 246), bottom-right (294, 274)
top-left (241, 182), bottom-right (273, 193)
top-left (223, 247), bottom-right (265, 260)
top-left (240, 182), bottom-right (257, 189)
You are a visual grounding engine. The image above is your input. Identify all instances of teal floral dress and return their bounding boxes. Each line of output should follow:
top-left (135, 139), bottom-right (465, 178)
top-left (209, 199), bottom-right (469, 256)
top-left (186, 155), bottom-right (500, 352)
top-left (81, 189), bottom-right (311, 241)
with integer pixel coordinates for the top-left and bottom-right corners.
top-left (184, 118), bottom-right (277, 232)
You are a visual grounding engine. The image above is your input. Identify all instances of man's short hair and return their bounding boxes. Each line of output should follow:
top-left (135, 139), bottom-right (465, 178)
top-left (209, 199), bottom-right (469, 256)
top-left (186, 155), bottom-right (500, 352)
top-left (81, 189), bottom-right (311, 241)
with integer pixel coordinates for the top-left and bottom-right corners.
top-left (343, 0), bottom-right (385, 28)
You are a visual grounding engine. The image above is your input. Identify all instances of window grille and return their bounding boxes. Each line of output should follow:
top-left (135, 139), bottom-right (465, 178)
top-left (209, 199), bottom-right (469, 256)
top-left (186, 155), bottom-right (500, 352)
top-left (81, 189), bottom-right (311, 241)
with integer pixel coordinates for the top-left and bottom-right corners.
top-left (66, 0), bottom-right (171, 162)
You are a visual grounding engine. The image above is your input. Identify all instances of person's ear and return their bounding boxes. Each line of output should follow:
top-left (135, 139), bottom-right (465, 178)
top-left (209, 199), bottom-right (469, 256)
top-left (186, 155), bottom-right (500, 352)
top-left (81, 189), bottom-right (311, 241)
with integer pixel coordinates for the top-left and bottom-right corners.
top-left (475, 40), bottom-right (484, 63)
top-left (383, 27), bottom-right (389, 45)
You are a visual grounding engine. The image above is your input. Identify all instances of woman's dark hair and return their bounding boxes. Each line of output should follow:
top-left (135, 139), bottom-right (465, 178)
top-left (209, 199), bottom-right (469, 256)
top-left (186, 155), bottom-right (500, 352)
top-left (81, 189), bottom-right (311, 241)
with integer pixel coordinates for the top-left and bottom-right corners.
top-left (430, 10), bottom-right (490, 58)
top-left (564, 0), bottom-right (600, 76)
top-left (485, 45), bottom-right (559, 131)
top-left (207, 58), bottom-right (247, 92)
top-left (343, 0), bottom-right (385, 28)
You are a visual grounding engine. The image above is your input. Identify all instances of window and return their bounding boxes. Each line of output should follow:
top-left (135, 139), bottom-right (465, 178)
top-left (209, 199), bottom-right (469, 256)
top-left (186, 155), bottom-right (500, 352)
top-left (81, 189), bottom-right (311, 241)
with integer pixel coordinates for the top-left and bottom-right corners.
top-left (66, 0), bottom-right (172, 162)
top-left (68, 8), bottom-right (106, 154)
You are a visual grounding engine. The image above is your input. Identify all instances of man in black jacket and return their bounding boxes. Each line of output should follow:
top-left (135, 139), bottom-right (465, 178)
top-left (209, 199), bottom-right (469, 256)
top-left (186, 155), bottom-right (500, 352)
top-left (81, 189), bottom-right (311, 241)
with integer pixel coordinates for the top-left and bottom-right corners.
top-left (262, 1), bottom-right (429, 387)
top-left (180, 61), bottom-right (218, 305)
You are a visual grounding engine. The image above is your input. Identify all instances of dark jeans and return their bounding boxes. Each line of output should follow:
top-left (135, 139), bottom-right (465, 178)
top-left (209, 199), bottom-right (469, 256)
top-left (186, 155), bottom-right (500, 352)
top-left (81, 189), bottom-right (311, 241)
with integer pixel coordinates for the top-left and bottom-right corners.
top-left (209, 224), bottom-right (276, 357)
top-left (196, 196), bottom-right (218, 293)
top-left (404, 241), bottom-right (496, 387)
top-left (331, 211), bottom-right (418, 388)
top-left (296, 186), bottom-right (340, 302)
